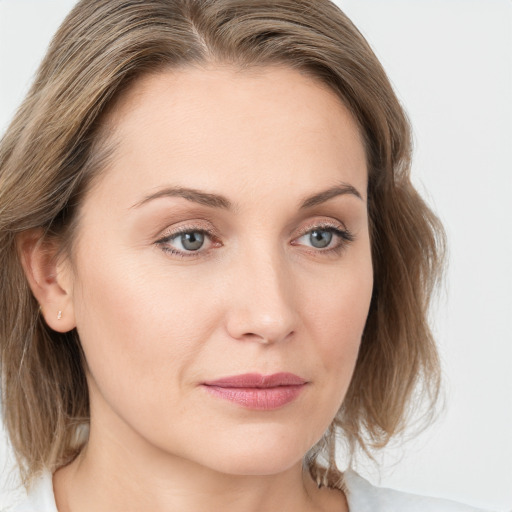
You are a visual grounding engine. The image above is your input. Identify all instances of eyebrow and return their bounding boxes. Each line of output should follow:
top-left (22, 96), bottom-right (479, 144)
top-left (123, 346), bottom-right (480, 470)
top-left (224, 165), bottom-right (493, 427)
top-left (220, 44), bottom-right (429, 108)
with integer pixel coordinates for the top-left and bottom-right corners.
top-left (132, 187), bottom-right (232, 210)
top-left (299, 182), bottom-right (363, 209)
top-left (131, 182), bottom-right (363, 210)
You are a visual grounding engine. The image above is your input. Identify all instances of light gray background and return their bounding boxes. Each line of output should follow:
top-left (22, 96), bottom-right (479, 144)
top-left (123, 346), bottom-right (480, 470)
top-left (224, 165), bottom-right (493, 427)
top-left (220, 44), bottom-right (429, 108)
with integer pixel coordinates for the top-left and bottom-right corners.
top-left (1, 1), bottom-right (511, 510)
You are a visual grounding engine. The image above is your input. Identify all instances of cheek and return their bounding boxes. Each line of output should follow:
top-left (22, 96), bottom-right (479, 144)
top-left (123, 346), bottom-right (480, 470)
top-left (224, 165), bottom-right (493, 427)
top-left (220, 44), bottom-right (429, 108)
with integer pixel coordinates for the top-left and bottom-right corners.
top-left (70, 247), bottom-right (221, 401)
top-left (306, 256), bottom-right (372, 349)
top-left (302, 250), bottom-right (373, 394)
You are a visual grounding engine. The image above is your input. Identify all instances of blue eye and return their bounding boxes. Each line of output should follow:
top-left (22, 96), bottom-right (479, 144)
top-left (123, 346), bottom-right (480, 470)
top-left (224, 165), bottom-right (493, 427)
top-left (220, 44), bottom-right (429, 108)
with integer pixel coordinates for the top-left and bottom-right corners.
top-left (308, 229), bottom-right (333, 249)
top-left (156, 223), bottom-right (354, 259)
top-left (177, 232), bottom-right (205, 251)
top-left (294, 225), bottom-right (354, 253)
top-left (157, 229), bottom-right (212, 256)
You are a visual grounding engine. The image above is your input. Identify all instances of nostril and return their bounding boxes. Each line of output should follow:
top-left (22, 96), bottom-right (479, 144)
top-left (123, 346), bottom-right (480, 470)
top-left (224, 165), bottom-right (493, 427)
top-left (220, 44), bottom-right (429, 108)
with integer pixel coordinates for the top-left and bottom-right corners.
top-left (252, 330), bottom-right (296, 345)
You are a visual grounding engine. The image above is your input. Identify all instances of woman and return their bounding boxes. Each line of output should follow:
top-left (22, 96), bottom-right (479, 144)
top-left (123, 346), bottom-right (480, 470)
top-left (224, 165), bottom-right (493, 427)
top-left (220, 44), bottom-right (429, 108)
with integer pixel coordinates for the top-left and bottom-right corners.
top-left (0, 0), bottom-right (489, 511)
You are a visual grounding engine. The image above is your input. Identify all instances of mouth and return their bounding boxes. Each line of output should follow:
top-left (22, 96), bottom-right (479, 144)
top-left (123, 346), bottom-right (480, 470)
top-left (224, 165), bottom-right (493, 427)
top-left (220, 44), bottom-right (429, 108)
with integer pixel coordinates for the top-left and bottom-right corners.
top-left (201, 373), bottom-right (308, 410)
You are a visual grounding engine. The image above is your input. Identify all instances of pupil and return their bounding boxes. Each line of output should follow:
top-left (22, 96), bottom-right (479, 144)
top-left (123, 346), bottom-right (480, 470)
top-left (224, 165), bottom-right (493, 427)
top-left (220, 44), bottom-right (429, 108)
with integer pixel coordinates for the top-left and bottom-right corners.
top-left (181, 232), bottom-right (204, 251)
top-left (310, 230), bottom-right (332, 248)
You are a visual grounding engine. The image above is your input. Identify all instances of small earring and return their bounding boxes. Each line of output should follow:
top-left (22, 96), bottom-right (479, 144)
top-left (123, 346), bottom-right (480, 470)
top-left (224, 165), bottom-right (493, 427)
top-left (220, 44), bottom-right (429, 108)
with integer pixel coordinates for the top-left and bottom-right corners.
top-left (57, 310), bottom-right (62, 320)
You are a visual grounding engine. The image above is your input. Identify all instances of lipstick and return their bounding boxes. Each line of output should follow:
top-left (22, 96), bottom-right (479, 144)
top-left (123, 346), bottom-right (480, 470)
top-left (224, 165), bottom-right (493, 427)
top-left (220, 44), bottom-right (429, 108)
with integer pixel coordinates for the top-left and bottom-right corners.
top-left (202, 373), bottom-right (307, 410)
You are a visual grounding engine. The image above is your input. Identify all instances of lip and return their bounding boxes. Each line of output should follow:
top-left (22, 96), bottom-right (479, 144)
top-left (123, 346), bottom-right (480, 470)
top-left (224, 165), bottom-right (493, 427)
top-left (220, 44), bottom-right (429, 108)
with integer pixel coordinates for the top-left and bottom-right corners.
top-left (202, 373), bottom-right (307, 410)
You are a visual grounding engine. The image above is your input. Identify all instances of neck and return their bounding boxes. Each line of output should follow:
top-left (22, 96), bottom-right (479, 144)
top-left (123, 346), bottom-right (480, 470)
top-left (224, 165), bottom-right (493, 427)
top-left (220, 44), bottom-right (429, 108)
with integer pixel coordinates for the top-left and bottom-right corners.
top-left (54, 450), bottom-right (342, 512)
top-left (53, 435), bottom-right (346, 512)
top-left (53, 400), bottom-right (347, 512)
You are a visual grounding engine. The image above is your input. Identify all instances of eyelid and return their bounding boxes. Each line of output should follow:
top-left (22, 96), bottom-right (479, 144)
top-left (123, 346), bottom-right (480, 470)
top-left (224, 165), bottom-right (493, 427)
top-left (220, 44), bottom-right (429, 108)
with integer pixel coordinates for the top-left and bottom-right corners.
top-left (155, 218), bottom-right (354, 259)
top-left (294, 219), bottom-right (349, 239)
top-left (291, 220), bottom-right (355, 255)
top-left (155, 221), bottom-right (221, 258)
top-left (156, 218), bottom-right (219, 239)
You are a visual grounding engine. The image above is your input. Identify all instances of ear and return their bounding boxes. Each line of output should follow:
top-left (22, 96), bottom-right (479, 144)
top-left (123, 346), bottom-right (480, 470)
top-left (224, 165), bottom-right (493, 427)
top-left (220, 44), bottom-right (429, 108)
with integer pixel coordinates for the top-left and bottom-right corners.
top-left (17, 229), bottom-right (76, 333)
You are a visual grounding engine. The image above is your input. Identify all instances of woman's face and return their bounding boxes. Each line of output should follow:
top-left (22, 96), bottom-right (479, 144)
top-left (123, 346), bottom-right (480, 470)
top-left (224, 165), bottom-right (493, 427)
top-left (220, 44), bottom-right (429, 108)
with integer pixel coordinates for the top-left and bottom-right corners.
top-left (64, 66), bottom-right (373, 475)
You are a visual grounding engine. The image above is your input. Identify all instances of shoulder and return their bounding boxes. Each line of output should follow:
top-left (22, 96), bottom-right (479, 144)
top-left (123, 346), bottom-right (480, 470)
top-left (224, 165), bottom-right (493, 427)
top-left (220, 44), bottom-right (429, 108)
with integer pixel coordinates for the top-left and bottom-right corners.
top-left (343, 470), bottom-right (490, 512)
top-left (9, 471), bottom-right (57, 512)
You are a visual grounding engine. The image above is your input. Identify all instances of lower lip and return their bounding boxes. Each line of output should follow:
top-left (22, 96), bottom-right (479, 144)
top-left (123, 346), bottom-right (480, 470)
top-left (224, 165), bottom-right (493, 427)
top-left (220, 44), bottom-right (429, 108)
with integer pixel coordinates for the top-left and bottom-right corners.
top-left (203, 385), bottom-right (305, 410)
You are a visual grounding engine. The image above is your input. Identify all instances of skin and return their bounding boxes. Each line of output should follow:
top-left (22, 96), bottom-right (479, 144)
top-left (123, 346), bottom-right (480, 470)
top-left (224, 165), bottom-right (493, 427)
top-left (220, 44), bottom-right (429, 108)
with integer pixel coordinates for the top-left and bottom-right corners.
top-left (22, 65), bottom-right (373, 512)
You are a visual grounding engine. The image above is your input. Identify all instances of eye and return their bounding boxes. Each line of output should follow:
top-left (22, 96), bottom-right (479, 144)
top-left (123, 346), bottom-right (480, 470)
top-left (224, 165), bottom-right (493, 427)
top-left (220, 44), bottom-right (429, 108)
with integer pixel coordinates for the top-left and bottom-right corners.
top-left (174, 231), bottom-right (206, 251)
top-left (293, 224), bottom-right (354, 253)
top-left (156, 228), bottom-right (217, 257)
top-left (307, 229), bottom-right (334, 249)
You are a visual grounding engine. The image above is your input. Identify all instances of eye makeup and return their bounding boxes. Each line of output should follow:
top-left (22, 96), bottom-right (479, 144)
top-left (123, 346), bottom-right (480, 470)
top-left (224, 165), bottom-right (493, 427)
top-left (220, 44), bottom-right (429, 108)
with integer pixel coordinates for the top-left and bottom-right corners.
top-left (292, 221), bottom-right (355, 257)
top-left (155, 219), bottom-right (355, 260)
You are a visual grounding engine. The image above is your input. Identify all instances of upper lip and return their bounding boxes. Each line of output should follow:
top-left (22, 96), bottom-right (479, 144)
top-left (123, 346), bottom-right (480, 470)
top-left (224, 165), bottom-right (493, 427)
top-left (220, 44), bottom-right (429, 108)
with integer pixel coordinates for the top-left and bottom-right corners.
top-left (203, 373), bottom-right (307, 388)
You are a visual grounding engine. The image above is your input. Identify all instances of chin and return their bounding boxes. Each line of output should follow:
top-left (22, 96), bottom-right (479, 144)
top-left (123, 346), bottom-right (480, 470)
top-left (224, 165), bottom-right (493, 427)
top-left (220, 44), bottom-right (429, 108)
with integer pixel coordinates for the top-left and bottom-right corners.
top-left (189, 428), bottom-right (315, 477)
top-left (210, 451), bottom-right (303, 477)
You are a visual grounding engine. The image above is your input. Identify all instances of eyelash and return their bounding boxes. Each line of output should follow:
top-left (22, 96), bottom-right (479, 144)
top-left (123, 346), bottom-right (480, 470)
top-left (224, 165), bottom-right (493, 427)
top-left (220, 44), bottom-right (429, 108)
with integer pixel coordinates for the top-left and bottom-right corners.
top-left (155, 222), bottom-right (354, 259)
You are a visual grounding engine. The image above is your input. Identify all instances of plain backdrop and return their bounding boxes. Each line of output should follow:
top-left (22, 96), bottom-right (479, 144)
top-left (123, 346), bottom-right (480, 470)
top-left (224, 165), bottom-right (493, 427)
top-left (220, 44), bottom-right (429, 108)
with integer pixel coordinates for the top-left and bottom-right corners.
top-left (1, 1), bottom-right (511, 511)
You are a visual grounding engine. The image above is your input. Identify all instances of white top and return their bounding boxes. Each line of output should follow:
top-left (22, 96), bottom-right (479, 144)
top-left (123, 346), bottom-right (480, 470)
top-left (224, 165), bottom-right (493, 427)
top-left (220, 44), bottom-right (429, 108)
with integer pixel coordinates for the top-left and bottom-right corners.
top-left (11, 469), bottom-right (488, 512)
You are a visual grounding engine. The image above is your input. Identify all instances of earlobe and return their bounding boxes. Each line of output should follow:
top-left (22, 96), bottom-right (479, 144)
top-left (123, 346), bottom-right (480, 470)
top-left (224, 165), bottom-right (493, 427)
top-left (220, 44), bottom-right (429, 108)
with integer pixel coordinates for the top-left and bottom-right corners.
top-left (17, 229), bottom-right (76, 333)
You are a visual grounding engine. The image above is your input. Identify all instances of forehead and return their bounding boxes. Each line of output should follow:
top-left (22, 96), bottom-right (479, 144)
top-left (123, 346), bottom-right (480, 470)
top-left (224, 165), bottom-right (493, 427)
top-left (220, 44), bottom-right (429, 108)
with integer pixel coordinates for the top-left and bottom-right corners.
top-left (90, 65), bottom-right (368, 209)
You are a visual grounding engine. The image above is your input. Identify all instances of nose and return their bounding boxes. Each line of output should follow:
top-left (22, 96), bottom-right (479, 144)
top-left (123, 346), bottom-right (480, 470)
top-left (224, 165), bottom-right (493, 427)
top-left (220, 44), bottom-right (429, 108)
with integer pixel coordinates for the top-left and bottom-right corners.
top-left (224, 249), bottom-right (299, 345)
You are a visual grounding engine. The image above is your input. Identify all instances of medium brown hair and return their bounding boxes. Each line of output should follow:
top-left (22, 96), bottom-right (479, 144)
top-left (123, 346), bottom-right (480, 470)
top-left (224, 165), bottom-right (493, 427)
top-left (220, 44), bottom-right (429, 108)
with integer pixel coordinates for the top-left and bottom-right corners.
top-left (0, 0), bottom-right (444, 487)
